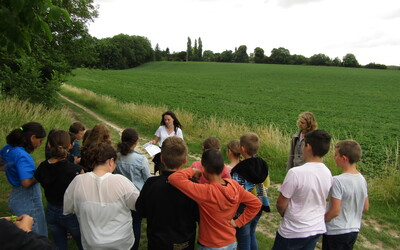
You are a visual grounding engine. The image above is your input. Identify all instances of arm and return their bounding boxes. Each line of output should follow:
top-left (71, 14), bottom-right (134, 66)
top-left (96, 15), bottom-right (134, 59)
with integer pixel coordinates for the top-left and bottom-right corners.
top-left (149, 136), bottom-right (160, 145)
top-left (168, 168), bottom-right (208, 203)
top-left (234, 187), bottom-right (262, 228)
top-left (325, 197), bottom-right (341, 222)
top-left (276, 193), bottom-right (290, 217)
top-left (363, 197), bottom-right (369, 212)
top-left (21, 178), bottom-right (37, 188)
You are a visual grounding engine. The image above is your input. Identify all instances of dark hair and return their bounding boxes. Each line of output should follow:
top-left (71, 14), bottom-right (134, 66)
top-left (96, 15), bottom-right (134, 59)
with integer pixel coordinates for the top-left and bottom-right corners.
top-left (240, 132), bottom-right (259, 156)
top-left (304, 130), bottom-right (331, 157)
top-left (48, 130), bottom-right (71, 159)
top-left (201, 148), bottom-right (224, 175)
top-left (81, 124), bottom-right (111, 151)
top-left (117, 128), bottom-right (139, 156)
top-left (203, 137), bottom-right (221, 151)
top-left (6, 122), bottom-right (46, 153)
top-left (69, 132), bottom-right (77, 144)
top-left (83, 143), bottom-right (117, 170)
top-left (335, 140), bottom-right (362, 164)
top-left (161, 136), bottom-right (187, 169)
top-left (69, 122), bottom-right (86, 134)
top-left (82, 129), bottom-right (92, 145)
top-left (160, 110), bottom-right (182, 132)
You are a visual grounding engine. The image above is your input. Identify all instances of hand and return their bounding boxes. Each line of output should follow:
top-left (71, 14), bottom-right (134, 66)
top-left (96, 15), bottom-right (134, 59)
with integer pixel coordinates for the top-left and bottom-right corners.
top-left (149, 140), bottom-right (155, 144)
top-left (192, 168), bottom-right (202, 180)
top-left (229, 219), bottom-right (238, 228)
top-left (14, 214), bottom-right (34, 232)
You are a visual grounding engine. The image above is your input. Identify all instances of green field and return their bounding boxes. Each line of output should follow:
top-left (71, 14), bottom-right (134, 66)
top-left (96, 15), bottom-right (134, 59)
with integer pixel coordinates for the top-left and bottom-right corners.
top-left (67, 62), bottom-right (400, 175)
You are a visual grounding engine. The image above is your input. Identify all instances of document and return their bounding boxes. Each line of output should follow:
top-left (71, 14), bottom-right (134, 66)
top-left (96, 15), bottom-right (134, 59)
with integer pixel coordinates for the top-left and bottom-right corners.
top-left (143, 143), bottom-right (161, 157)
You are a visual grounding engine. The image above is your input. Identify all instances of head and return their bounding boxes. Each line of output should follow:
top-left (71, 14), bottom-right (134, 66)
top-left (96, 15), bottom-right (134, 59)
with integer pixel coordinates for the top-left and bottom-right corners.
top-left (201, 148), bottom-right (225, 175)
top-left (69, 122), bottom-right (86, 140)
top-left (161, 136), bottom-right (187, 170)
top-left (117, 128), bottom-right (139, 156)
top-left (82, 124), bottom-right (111, 149)
top-left (83, 143), bottom-right (117, 170)
top-left (48, 130), bottom-right (71, 160)
top-left (240, 132), bottom-right (259, 156)
top-left (82, 129), bottom-right (92, 145)
top-left (335, 140), bottom-right (362, 165)
top-left (6, 122), bottom-right (46, 153)
top-left (297, 112), bottom-right (318, 133)
top-left (227, 140), bottom-right (241, 159)
top-left (202, 137), bottom-right (221, 151)
top-left (160, 111), bottom-right (182, 131)
top-left (304, 130), bottom-right (331, 157)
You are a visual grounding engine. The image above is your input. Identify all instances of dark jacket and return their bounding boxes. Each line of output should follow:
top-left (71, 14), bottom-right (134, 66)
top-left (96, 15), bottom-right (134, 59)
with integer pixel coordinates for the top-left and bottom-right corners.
top-left (136, 170), bottom-right (199, 250)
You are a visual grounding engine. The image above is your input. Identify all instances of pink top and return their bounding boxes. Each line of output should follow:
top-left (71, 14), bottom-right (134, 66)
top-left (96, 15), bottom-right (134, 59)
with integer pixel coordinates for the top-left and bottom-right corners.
top-left (190, 161), bottom-right (231, 184)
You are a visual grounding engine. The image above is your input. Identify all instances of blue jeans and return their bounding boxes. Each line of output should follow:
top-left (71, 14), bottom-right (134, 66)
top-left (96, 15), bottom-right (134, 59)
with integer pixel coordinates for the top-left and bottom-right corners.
top-left (8, 183), bottom-right (48, 237)
top-left (131, 210), bottom-right (142, 250)
top-left (46, 203), bottom-right (83, 250)
top-left (198, 241), bottom-right (237, 250)
top-left (272, 231), bottom-right (321, 250)
top-left (236, 212), bottom-right (261, 250)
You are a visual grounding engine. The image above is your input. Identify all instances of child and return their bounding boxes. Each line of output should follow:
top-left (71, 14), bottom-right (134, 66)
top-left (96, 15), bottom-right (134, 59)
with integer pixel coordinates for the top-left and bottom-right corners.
top-left (0, 122), bottom-right (48, 237)
top-left (136, 136), bottom-right (198, 250)
top-left (169, 148), bottom-right (262, 249)
top-left (190, 136), bottom-right (231, 183)
top-left (69, 122), bottom-right (86, 164)
top-left (226, 140), bottom-right (241, 172)
top-left (273, 130), bottom-right (333, 250)
top-left (35, 130), bottom-right (83, 250)
top-left (323, 140), bottom-right (369, 250)
top-left (115, 128), bottom-right (151, 250)
top-left (230, 132), bottom-right (269, 250)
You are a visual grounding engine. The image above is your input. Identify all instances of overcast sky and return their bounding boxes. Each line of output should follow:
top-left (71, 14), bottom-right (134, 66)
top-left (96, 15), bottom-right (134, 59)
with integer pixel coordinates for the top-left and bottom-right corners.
top-left (88, 0), bottom-right (400, 65)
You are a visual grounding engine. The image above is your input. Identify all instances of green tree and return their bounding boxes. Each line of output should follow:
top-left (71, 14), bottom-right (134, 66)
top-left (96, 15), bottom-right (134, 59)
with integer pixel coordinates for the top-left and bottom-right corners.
top-left (291, 54), bottom-right (308, 65)
top-left (342, 53), bottom-right (360, 67)
top-left (309, 53), bottom-right (331, 66)
top-left (218, 50), bottom-right (233, 62)
top-left (155, 43), bottom-right (162, 61)
top-left (332, 57), bottom-right (342, 67)
top-left (198, 37), bottom-right (203, 61)
top-left (186, 37), bottom-right (192, 62)
top-left (202, 50), bottom-right (214, 62)
top-left (270, 47), bottom-right (291, 64)
top-left (234, 45), bottom-right (249, 63)
top-left (254, 47), bottom-right (265, 63)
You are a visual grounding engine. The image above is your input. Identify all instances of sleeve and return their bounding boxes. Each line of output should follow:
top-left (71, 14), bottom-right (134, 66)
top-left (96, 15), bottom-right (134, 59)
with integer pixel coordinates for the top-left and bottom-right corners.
top-left (69, 141), bottom-right (81, 158)
top-left (279, 169), bottom-right (297, 199)
top-left (168, 168), bottom-right (209, 204)
top-left (176, 128), bottom-right (183, 140)
top-left (140, 156), bottom-right (151, 182)
top-left (330, 177), bottom-right (343, 200)
top-left (287, 136), bottom-right (296, 170)
top-left (155, 126), bottom-right (162, 137)
top-left (121, 176), bottom-right (140, 211)
top-left (135, 183), bottom-right (147, 217)
top-left (234, 187), bottom-right (262, 228)
top-left (63, 177), bottom-right (78, 215)
top-left (222, 165), bottom-right (231, 179)
top-left (16, 152), bottom-right (36, 181)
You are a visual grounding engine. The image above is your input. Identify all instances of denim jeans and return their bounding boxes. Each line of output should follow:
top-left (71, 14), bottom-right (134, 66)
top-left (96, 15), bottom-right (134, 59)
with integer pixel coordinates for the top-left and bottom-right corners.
top-left (131, 210), bottom-right (142, 250)
top-left (46, 203), bottom-right (83, 250)
top-left (198, 241), bottom-right (237, 250)
top-left (8, 183), bottom-right (48, 237)
top-left (272, 231), bottom-right (321, 250)
top-left (236, 212), bottom-right (261, 250)
top-left (322, 232), bottom-right (358, 250)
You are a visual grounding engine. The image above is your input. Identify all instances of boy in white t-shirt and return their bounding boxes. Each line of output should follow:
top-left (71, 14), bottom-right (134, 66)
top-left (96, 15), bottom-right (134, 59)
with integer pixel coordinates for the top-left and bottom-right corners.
top-left (272, 130), bottom-right (333, 250)
top-left (322, 140), bottom-right (369, 250)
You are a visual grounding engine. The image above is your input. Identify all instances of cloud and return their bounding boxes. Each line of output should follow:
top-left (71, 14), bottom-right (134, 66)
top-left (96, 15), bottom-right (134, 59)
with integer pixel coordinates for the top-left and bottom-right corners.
top-left (383, 8), bottom-right (400, 19)
top-left (268, 0), bottom-right (325, 8)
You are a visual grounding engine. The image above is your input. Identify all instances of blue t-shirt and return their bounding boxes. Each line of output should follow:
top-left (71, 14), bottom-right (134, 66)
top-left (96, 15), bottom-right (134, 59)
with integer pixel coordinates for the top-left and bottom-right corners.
top-left (69, 140), bottom-right (81, 158)
top-left (0, 145), bottom-right (36, 187)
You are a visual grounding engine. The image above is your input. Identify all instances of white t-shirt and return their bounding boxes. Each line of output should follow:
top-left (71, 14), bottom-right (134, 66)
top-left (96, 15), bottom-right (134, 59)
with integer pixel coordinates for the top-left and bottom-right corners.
top-left (155, 125), bottom-right (183, 147)
top-left (278, 162), bottom-right (333, 238)
top-left (64, 172), bottom-right (140, 250)
top-left (326, 173), bottom-right (368, 235)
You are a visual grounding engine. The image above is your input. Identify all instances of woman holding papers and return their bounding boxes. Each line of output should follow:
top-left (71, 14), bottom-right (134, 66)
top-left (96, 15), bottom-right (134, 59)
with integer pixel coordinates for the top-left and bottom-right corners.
top-left (149, 111), bottom-right (183, 174)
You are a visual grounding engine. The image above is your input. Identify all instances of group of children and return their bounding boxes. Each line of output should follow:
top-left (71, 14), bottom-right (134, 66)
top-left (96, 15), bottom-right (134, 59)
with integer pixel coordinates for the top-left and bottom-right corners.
top-left (0, 117), bottom-right (369, 250)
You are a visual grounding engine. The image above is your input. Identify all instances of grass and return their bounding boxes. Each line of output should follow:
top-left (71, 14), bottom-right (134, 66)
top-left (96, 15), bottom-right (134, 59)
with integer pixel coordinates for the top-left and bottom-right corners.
top-left (66, 62), bottom-right (400, 177)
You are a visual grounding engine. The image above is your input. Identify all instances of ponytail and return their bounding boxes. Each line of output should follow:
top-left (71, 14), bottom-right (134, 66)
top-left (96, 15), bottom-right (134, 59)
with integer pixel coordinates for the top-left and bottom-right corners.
top-left (6, 122), bottom-right (46, 153)
top-left (48, 130), bottom-right (71, 159)
top-left (117, 128), bottom-right (139, 155)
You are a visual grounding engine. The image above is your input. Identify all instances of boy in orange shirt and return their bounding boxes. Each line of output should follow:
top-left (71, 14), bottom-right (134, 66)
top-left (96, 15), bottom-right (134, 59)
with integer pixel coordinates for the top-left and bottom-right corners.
top-left (169, 148), bottom-right (261, 249)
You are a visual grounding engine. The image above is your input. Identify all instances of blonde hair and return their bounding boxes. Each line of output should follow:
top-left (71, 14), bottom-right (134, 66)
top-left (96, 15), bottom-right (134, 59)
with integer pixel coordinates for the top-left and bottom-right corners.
top-left (298, 112), bottom-right (318, 133)
top-left (227, 140), bottom-right (241, 158)
top-left (240, 132), bottom-right (259, 155)
top-left (161, 136), bottom-right (187, 169)
top-left (335, 140), bottom-right (362, 164)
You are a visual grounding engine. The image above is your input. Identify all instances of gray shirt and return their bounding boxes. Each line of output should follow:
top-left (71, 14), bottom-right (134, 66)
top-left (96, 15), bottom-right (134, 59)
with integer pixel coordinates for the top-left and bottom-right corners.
top-left (326, 173), bottom-right (368, 235)
top-left (115, 151), bottom-right (151, 191)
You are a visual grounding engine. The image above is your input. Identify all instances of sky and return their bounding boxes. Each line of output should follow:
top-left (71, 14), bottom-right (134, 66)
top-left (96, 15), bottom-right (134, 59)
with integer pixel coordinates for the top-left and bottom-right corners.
top-left (88, 0), bottom-right (400, 66)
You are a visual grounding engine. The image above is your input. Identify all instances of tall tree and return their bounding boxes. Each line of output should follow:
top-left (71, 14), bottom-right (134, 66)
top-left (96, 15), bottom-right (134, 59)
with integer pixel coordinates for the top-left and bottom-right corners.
top-left (254, 47), bottom-right (265, 63)
top-left (198, 37), bottom-right (203, 61)
top-left (233, 45), bottom-right (249, 63)
top-left (155, 43), bottom-right (162, 61)
top-left (186, 37), bottom-right (192, 62)
top-left (342, 53), bottom-right (360, 67)
top-left (193, 39), bottom-right (198, 61)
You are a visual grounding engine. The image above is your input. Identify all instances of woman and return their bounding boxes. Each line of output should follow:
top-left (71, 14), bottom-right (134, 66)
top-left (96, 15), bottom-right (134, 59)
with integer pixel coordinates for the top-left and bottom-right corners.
top-left (115, 128), bottom-right (151, 250)
top-left (287, 111), bottom-right (318, 170)
top-left (64, 143), bottom-right (140, 250)
top-left (0, 122), bottom-right (48, 236)
top-left (150, 111), bottom-right (183, 174)
top-left (35, 130), bottom-right (83, 250)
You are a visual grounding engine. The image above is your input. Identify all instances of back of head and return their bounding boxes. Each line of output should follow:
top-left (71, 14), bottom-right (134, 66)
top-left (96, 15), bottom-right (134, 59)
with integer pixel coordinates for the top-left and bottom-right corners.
top-left (118, 128), bottom-right (139, 155)
top-left (227, 140), bottom-right (241, 158)
top-left (201, 148), bottom-right (224, 175)
top-left (82, 129), bottom-right (92, 145)
top-left (83, 143), bottom-right (117, 170)
top-left (69, 122), bottom-right (86, 134)
top-left (203, 136), bottom-right (221, 151)
top-left (48, 130), bottom-right (71, 159)
top-left (335, 140), bottom-right (362, 164)
top-left (82, 124), bottom-right (111, 149)
top-left (304, 129), bottom-right (331, 157)
top-left (240, 132), bottom-right (259, 156)
top-left (298, 112), bottom-right (318, 133)
top-left (6, 122), bottom-right (46, 153)
top-left (161, 136), bottom-right (187, 170)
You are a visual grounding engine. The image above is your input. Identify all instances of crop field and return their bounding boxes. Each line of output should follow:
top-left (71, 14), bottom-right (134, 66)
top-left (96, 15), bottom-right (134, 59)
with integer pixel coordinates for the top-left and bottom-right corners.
top-left (67, 62), bottom-right (400, 175)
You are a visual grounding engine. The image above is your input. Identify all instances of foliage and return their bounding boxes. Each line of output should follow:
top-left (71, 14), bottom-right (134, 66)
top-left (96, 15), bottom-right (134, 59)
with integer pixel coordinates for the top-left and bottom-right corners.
top-left (202, 50), bottom-right (215, 62)
top-left (270, 47), bottom-right (291, 64)
top-left (343, 53), bottom-right (360, 67)
top-left (365, 62), bottom-right (387, 70)
top-left (291, 54), bottom-right (308, 65)
top-left (154, 44), bottom-right (162, 61)
top-left (171, 51), bottom-right (187, 61)
top-left (233, 45), bottom-right (249, 63)
top-left (197, 37), bottom-right (203, 60)
top-left (254, 47), bottom-right (265, 63)
top-left (309, 53), bottom-right (332, 66)
top-left (186, 37), bottom-right (192, 62)
top-left (218, 50), bottom-right (234, 62)
top-left (331, 57), bottom-right (342, 67)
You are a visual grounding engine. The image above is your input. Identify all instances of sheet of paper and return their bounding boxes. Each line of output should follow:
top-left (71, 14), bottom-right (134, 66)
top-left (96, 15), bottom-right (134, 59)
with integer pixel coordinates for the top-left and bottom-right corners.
top-left (143, 143), bottom-right (161, 157)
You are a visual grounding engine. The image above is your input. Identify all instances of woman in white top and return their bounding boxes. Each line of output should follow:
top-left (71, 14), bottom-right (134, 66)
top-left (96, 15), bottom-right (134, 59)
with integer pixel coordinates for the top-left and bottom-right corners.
top-left (150, 110), bottom-right (183, 174)
top-left (64, 143), bottom-right (140, 250)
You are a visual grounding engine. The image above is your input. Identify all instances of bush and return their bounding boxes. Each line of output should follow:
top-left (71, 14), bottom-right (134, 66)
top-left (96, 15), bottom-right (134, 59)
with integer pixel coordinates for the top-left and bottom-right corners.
top-left (365, 63), bottom-right (387, 70)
